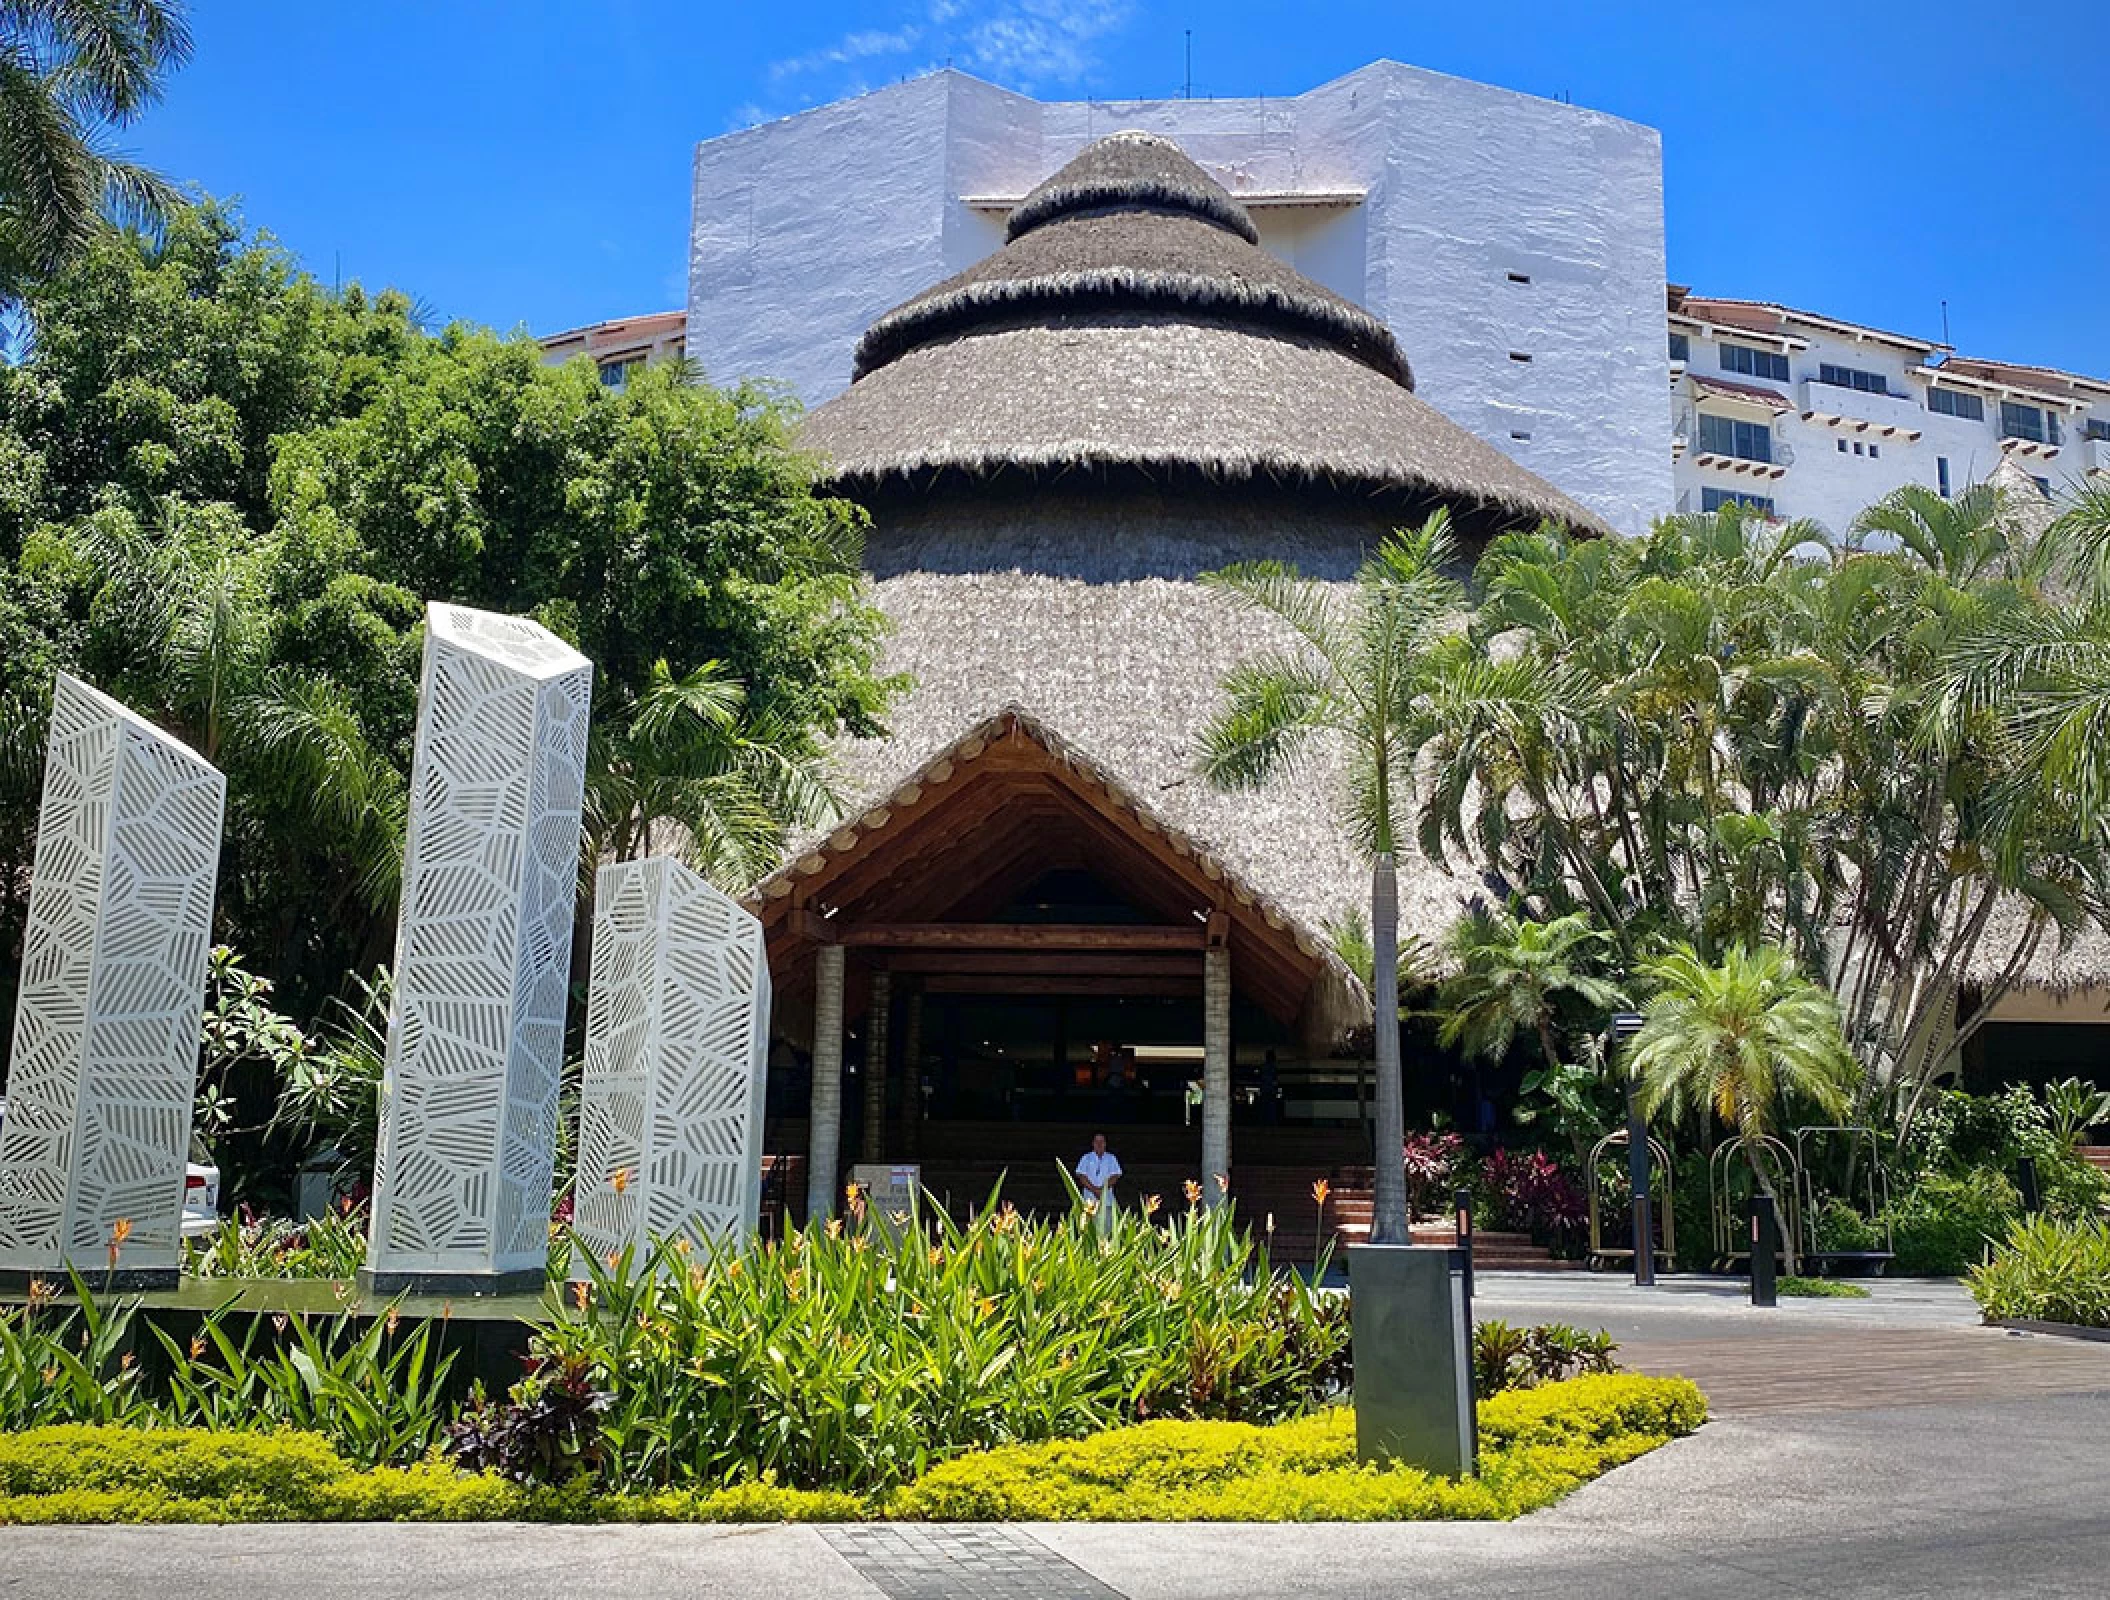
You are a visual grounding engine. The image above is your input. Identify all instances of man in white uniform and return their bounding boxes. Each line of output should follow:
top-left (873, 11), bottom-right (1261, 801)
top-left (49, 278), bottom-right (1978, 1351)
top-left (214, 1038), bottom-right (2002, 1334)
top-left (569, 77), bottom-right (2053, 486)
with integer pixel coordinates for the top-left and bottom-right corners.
top-left (1076, 1132), bottom-right (1122, 1235)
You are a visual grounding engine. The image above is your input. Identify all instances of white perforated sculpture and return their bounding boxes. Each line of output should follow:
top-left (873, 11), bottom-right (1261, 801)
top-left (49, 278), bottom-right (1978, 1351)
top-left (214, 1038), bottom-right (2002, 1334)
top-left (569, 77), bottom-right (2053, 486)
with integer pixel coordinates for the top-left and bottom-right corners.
top-left (572, 856), bottom-right (770, 1273)
top-left (362, 604), bottom-right (593, 1295)
top-left (0, 675), bottom-right (225, 1288)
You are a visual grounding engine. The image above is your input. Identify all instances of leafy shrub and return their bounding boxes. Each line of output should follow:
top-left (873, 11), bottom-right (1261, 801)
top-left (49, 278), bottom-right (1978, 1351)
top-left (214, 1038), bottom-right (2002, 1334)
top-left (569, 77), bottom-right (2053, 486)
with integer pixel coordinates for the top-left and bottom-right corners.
top-left (1472, 1320), bottom-right (1620, 1396)
top-left (0, 1277), bottom-right (455, 1466)
top-left (533, 1193), bottom-right (1348, 1493)
top-left (183, 1209), bottom-right (370, 1280)
top-left (889, 1374), bottom-right (1706, 1522)
top-left (1401, 1132), bottom-right (1466, 1220)
top-left (1480, 1147), bottom-right (1588, 1253)
top-left (0, 1426), bottom-right (524, 1525)
top-left (446, 1351), bottom-right (610, 1485)
top-left (1809, 1196), bottom-right (1883, 1255)
top-left (1887, 1168), bottom-right (2018, 1275)
top-left (1967, 1216), bottom-right (2110, 1329)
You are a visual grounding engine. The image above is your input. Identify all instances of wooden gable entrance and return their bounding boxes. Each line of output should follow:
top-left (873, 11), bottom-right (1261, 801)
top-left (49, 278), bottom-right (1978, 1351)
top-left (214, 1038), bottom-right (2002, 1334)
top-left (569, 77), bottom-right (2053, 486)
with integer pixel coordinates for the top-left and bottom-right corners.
top-left (747, 709), bottom-right (1362, 1225)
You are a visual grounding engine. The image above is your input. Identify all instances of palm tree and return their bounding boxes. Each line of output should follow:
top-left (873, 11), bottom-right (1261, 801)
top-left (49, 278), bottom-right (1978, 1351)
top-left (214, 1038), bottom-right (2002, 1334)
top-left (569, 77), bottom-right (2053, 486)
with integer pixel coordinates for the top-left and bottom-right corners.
top-left (1438, 907), bottom-right (1624, 1077)
top-left (1, 1), bottom-right (192, 300)
top-left (1627, 942), bottom-right (1857, 1196)
top-left (584, 658), bottom-right (840, 889)
top-left (1199, 511), bottom-right (1466, 1244)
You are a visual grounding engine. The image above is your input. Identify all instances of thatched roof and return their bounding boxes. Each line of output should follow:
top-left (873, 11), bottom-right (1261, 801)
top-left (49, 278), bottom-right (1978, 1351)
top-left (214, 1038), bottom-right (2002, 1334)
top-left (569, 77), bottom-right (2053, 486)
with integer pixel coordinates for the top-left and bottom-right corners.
top-left (781, 560), bottom-right (1486, 982)
top-left (802, 129), bottom-right (1603, 538)
top-left (748, 703), bottom-right (1371, 1043)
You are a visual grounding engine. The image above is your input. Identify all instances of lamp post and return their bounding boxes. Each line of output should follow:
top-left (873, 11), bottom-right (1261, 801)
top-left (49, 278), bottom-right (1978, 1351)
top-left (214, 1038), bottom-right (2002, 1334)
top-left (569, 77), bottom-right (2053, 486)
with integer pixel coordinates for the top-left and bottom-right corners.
top-left (1610, 1012), bottom-right (1653, 1287)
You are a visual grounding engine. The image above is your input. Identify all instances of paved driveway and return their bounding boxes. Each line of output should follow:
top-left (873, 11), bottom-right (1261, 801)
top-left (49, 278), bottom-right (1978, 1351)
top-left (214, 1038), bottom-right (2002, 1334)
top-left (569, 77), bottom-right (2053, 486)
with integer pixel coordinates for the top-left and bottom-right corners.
top-left (7, 1276), bottom-right (2109, 1600)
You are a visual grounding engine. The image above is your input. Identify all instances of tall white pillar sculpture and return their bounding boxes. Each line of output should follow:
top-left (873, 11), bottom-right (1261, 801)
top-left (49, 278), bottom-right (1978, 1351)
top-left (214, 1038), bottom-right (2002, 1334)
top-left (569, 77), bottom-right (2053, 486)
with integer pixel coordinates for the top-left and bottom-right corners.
top-left (362, 605), bottom-right (592, 1296)
top-left (0, 675), bottom-right (225, 1289)
top-left (571, 857), bottom-right (770, 1275)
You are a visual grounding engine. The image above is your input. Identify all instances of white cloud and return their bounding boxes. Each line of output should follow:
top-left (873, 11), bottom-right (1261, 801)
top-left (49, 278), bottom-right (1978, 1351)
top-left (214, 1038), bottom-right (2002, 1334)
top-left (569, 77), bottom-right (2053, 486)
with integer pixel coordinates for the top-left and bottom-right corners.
top-left (768, 25), bottom-right (925, 83)
top-left (757, 1), bottom-right (1136, 110)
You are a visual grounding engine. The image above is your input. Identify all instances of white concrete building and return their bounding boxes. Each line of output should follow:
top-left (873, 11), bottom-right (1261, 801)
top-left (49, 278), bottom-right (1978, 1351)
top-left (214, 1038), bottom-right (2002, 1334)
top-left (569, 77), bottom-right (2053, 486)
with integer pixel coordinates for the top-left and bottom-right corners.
top-left (1669, 291), bottom-right (2110, 533)
top-left (686, 62), bottom-right (1673, 535)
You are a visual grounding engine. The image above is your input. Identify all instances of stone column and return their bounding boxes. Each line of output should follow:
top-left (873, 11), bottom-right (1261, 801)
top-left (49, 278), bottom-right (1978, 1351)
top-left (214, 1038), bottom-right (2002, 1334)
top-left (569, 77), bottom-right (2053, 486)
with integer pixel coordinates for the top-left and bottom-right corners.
top-left (806, 942), bottom-right (845, 1225)
top-left (860, 969), bottom-right (891, 1164)
top-left (0, 675), bottom-right (226, 1289)
top-left (1201, 945), bottom-right (1232, 1210)
top-left (571, 857), bottom-right (771, 1277)
top-left (899, 989), bottom-right (924, 1157)
top-left (362, 604), bottom-right (593, 1297)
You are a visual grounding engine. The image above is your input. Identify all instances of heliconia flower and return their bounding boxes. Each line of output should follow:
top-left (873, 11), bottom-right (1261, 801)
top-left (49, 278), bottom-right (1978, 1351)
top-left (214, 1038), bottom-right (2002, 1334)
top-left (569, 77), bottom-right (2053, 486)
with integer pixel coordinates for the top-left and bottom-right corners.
top-left (1142, 1194), bottom-right (1162, 1217)
top-left (1183, 1179), bottom-right (1203, 1207)
top-left (572, 1281), bottom-right (590, 1312)
top-left (612, 1167), bottom-right (634, 1196)
top-left (1214, 1173), bottom-right (1229, 1194)
top-left (1312, 1178), bottom-right (1332, 1207)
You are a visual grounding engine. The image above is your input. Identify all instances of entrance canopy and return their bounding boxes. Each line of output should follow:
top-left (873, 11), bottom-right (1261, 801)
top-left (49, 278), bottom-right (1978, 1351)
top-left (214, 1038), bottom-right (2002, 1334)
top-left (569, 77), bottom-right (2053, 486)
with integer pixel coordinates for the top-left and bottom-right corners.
top-left (747, 707), bottom-right (1365, 1044)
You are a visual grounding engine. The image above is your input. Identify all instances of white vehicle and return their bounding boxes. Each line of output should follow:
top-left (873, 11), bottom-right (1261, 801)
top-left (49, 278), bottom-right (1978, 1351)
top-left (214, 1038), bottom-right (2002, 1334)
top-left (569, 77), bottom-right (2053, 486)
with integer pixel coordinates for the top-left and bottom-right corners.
top-left (0, 1096), bottom-right (221, 1238)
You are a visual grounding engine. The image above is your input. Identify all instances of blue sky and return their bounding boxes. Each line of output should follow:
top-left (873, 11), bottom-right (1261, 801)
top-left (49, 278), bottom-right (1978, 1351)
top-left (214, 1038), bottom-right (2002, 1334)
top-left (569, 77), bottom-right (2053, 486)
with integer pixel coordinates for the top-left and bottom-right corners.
top-left (134, 1), bottom-right (2110, 373)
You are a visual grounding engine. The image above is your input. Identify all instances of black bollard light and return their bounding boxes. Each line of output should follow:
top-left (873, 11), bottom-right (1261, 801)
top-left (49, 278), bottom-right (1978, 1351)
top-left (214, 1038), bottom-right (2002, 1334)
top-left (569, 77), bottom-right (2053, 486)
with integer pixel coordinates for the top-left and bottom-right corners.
top-left (1750, 1193), bottom-right (1779, 1308)
top-left (1454, 1185), bottom-right (1475, 1310)
top-left (1610, 1013), bottom-right (1653, 1287)
top-left (2017, 1155), bottom-right (2042, 1216)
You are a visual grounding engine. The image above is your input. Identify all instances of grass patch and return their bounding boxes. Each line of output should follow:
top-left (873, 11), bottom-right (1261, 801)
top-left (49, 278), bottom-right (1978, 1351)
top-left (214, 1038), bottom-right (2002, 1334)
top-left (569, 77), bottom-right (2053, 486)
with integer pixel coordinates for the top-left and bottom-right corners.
top-left (0, 1375), bottom-right (1705, 1525)
top-left (1777, 1276), bottom-right (1871, 1299)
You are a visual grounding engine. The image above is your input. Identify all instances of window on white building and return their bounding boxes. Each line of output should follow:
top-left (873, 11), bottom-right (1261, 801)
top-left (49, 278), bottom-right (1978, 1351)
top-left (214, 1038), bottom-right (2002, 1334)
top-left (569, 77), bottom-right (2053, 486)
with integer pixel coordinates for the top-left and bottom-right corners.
top-left (1696, 412), bottom-right (1773, 463)
top-left (1928, 387), bottom-right (1985, 422)
top-left (1818, 363), bottom-right (1890, 395)
top-left (2086, 419), bottom-right (2110, 442)
top-left (1720, 343), bottom-right (1791, 382)
top-left (1938, 456), bottom-right (1952, 497)
top-left (1999, 401), bottom-right (2062, 446)
top-left (1702, 487), bottom-right (1775, 516)
top-left (1837, 438), bottom-right (1848, 453)
top-left (1870, 443), bottom-right (1880, 458)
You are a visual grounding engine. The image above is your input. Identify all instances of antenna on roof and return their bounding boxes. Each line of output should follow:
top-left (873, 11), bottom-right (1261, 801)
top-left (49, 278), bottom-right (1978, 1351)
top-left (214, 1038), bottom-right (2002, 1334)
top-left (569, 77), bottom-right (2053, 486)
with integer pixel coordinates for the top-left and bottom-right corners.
top-left (1941, 299), bottom-right (1951, 347)
top-left (1184, 30), bottom-right (1192, 99)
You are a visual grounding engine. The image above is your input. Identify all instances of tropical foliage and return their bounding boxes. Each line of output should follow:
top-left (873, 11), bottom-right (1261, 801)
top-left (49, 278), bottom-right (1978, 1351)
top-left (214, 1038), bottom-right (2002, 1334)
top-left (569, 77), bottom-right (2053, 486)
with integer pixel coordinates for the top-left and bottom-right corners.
top-left (1408, 490), bottom-right (2110, 1136)
top-left (1967, 1214), bottom-right (2110, 1329)
top-left (0, 0), bottom-right (191, 304)
top-left (0, 206), bottom-right (896, 1114)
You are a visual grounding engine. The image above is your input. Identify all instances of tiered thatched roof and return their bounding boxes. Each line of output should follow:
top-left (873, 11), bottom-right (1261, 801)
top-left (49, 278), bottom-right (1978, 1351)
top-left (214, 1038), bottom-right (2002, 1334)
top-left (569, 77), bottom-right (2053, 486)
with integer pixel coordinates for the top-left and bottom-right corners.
top-left (803, 129), bottom-right (1603, 539)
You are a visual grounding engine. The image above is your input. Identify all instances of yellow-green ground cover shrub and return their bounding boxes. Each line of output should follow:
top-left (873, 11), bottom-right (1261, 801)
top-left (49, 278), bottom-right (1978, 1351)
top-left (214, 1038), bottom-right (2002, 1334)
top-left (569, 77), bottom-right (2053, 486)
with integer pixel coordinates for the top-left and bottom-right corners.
top-left (889, 1374), bottom-right (1707, 1523)
top-left (0, 1427), bottom-right (860, 1525)
top-left (0, 1375), bottom-right (1704, 1525)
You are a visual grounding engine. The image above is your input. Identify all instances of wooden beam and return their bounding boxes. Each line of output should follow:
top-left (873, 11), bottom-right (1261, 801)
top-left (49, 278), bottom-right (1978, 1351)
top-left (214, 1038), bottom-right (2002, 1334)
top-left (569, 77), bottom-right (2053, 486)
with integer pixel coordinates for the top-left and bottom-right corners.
top-left (883, 950), bottom-right (1206, 978)
top-left (840, 922), bottom-right (1207, 951)
top-left (923, 974), bottom-right (1204, 997)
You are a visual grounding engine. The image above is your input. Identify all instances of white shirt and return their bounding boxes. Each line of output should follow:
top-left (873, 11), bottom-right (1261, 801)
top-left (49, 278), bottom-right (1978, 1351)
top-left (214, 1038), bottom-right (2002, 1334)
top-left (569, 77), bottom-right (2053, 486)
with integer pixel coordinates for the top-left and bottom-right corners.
top-left (1076, 1150), bottom-right (1122, 1190)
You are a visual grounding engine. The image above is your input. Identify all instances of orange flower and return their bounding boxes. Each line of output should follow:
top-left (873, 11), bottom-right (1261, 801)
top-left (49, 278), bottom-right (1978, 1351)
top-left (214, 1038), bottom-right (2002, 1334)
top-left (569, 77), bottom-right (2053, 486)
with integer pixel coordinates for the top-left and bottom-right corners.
top-left (1311, 1178), bottom-right (1332, 1207)
top-left (1214, 1173), bottom-right (1229, 1194)
top-left (188, 1334), bottom-right (206, 1360)
top-left (1183, 1179), bottom-right (1203, 1208)
top-left (107, 1217), bottom-right (133, 1271)
top-left (384, 1307), bottom-right (401, 1338)
top-left (571, 1281), bottom-right (590, 1312)
top-left (611, 1167), bottom-right (634, 1196)
top-left (1141, 1193), bottom-right (1162, 1218)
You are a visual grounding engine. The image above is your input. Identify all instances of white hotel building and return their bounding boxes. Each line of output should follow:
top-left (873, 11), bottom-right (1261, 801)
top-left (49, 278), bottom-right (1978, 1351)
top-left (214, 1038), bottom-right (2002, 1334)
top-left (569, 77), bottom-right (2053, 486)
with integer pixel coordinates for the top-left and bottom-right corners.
top-left (1669, 291), bottom-right (2110, 533)
top-left (540, 60), bottom-right (2110, 536)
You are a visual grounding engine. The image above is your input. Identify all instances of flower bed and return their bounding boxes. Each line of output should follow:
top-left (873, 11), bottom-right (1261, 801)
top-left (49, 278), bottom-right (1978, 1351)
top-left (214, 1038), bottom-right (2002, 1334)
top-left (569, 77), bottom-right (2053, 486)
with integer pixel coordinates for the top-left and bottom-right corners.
top-left (0, 1374), bottom-right (1705, 1525)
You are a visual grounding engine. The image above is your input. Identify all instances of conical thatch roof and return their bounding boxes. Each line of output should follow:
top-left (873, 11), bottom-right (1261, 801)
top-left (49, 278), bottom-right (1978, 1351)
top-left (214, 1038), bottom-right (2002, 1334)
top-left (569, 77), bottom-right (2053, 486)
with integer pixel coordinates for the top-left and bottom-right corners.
top-left (802, 130), bottom-right (1603, 537)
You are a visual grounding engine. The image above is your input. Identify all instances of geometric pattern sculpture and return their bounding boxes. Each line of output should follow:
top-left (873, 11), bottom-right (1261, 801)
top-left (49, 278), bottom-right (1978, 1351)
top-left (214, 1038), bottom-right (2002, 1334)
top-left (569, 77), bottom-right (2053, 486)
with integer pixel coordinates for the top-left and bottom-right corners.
top-left (362, 605), bottom-right (593, 1295)
top-left (571, 856), bottom-right (770, 1275)
top-left (0, 675), bottom-right (225, 1289)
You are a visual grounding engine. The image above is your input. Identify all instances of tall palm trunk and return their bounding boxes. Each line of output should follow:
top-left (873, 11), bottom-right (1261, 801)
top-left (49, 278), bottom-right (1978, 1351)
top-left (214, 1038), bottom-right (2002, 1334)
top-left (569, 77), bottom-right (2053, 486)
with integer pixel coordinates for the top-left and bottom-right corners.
top-left (1368, 853), bottom-right (1409, 1244)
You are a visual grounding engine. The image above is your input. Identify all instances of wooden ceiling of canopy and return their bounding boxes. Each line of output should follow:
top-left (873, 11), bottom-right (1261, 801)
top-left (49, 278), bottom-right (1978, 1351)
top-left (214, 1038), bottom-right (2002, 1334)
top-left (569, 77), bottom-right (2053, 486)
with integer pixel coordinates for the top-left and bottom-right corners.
top-left (749, 712), bottom-right (1330, 1026)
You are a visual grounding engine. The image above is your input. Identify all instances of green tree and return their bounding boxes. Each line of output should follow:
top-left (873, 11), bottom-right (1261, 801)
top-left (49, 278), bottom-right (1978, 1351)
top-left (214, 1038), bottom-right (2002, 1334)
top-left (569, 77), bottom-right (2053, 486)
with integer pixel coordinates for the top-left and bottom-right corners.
top-left (1412, 490), bottom-right (2108, 1135)
top-left (0, 0), bottom-right (191, 302)
top-left (1437, 907), bottom-right (1625, 1159)
top-left (1627, 942), bottom-right (1857, 1195)
top-left (1199, 512), bottom-right (1466, 1241)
